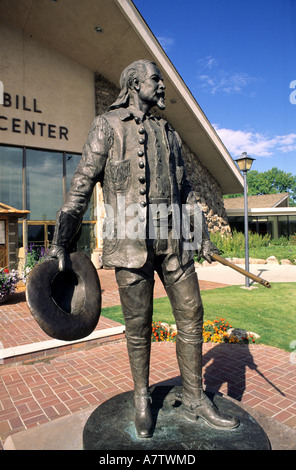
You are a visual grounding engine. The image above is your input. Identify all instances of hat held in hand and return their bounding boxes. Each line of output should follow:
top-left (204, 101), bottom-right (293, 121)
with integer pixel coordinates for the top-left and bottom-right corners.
top-left (26, 251), bottom-right (101, 341)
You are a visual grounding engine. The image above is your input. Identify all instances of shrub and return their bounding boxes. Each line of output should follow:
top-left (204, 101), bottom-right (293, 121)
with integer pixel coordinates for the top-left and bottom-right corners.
top-left (270, 236), bottom-right (290, 246)
top-left (210, 230), bottom-right (271, 256)
top-left (22, 244), bottom-right (47, 282)
top-left (289, 234), bottom-right (296, 245)
top-left (249, 231), bottom-right (271, 248)
top-left (208, 230), bottom-right (296, 263)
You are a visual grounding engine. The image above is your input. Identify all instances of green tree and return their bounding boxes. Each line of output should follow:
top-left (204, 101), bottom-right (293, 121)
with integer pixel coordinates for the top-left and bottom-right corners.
top-left (247, 167), bottom-right (296, 206)
top-left (224, 167), bottom-right (296, 206)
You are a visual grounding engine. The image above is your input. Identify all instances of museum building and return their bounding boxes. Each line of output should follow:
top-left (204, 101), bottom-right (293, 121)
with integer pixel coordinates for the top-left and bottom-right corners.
top-left (0, 0), bottom-right (243, 270)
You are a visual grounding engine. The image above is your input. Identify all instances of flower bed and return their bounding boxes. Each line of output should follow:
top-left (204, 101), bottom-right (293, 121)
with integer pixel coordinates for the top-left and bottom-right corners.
top-left (0, 245), bottom-right (48, 303)
top-left (151, 317), bottom-right (256, 344)
top-left (0, 268), bottom-right (19, 301)
top-left (151, 321), bottom-right (177, 342)
top-left (203, 317), bottom-right (256, 344)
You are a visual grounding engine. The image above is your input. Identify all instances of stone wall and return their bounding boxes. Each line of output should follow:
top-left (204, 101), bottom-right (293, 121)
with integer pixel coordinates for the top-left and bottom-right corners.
top-left (182, 142), bottom-right (231, 235)
top-left (95, 73), bottom-right (119, 115)
top-left (94, 73), bottom-right (230, 235)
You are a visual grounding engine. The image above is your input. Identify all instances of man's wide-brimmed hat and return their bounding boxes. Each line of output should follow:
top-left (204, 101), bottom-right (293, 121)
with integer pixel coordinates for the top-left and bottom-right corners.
top-left (26, 252), bottom-right (101, 341)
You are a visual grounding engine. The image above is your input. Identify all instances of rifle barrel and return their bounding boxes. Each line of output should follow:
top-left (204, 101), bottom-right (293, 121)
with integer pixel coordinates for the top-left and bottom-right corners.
top-left (211, 253), bottom-right (271, 288)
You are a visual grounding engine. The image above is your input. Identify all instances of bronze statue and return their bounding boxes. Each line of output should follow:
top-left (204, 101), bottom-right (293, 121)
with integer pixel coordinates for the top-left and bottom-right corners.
top-left (48, 59), bottom-right (239, 438)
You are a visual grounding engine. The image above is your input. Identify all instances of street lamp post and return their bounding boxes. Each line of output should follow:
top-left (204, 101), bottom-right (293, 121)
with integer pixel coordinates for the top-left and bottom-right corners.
top-left (235, 152), bottom-right (255, 288)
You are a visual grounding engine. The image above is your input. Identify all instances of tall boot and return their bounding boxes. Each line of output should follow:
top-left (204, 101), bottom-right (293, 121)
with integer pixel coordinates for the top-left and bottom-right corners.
top-left (166, 272), bottom-right (239, 430)
top-left (118, 280), bottom-right (154, 438)
top-left (126, 336), bottom-right (153, 438)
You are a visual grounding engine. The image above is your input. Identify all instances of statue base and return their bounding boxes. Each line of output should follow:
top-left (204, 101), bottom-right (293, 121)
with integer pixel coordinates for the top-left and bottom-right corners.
top-left (83, 386), bottom-right (270, 451)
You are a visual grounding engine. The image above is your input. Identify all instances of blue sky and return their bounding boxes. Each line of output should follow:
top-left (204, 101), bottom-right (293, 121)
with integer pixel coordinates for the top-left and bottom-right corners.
top-left (133, 0), bottom-right (296, 175)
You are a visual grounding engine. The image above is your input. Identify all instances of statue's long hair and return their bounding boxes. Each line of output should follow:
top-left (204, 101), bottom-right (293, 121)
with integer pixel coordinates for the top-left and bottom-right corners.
top-left (109, 59), bottom-right (156, 110)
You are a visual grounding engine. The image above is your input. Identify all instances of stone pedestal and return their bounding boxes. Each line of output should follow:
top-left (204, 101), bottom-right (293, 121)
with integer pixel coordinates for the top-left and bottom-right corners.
top-left (83, 386), bottom-right (270, 451)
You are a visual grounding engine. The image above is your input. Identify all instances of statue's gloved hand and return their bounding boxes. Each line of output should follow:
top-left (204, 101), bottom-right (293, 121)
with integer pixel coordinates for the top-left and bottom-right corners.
top-left (199, 239), bottom-right (220, 264)
top-left (45, 245), bottom-right (66, 272)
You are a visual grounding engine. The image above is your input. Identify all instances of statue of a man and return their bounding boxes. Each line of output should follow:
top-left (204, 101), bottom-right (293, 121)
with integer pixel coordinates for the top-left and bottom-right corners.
top-left (49, 59), bottom-right (239, 437)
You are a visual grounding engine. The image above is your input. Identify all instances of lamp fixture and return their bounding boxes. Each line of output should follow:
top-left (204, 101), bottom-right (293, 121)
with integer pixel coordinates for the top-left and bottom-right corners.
top-left (235, 152), bottom-right (255, 173)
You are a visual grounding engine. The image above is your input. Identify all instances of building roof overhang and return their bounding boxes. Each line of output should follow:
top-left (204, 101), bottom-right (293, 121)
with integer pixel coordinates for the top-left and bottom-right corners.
top-left (0, 0), bottom-right (243, 194)
top-left (0, 203), bottom-right (30, 218)
top-left (224, 193), bottom-right (290, 210)
top-left (226, 207), bottom-right (296, 217)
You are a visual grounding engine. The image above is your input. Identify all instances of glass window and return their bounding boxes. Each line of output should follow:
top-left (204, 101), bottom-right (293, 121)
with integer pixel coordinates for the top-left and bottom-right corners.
top-left (28, 225), bottom-right (45, 247)
top-left (26, 149), bottom-right (63, 220)
top-left (256, 217), bottom-right (268, 236)
top-left (0, 146), bottom-right (23, 209)
top-left (278, 216), bottom-right (289, 238)
top-left (288, 216), bottom-right (296, 237)
top-left (267, 216), bottom-right (277, 238)
top-left (249, 217), bottom-right (258, 234)
top-left (229, 216), bottom-right (244, 233)
top-left (2, 146), bottom-right (97, 258)
top-left (77, 223), bottom-right (96, 258)
top-left (65, 153), bottom-right (81, 192)
top-left (47, 224), bottom-right (56, 245)
top-left (25, 223), bottom-right (55, 251)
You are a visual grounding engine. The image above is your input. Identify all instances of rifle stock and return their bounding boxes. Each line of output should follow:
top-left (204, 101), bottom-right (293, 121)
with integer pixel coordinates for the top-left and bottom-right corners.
top-left (210, 253), bottom-right (271, 289)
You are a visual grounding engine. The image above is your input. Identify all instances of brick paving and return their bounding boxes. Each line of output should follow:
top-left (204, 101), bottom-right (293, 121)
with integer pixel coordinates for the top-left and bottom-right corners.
top-left (0, 269), bottom-right (227, 351)
top-left (0, 268), bottom-right (295, 448)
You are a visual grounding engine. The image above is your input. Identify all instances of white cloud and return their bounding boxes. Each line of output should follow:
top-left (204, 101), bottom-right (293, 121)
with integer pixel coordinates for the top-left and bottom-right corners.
top-left (196, 55), bottom-right (259, 95)
top-left (157, 36), bottom-right (175, 52)
top-left (198, 70), bottom-right (258, 95)
top-left (213, 125), bottom-right (296, 158)
top-left (197, 55), bottom-right (218, 70)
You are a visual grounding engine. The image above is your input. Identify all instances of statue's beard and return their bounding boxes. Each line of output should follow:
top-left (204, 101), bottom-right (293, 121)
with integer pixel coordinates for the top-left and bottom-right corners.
top-left (156, 95), bottom-right (165, 110)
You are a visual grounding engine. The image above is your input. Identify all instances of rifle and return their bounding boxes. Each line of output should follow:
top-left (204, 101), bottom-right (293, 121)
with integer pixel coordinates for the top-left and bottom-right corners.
top-left (210, 253), bottom-right (271, 289)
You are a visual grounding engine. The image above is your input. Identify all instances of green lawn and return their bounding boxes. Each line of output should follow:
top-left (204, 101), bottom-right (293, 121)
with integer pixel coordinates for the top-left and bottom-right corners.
top-left (101, 283), bottom-right (296, 352)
